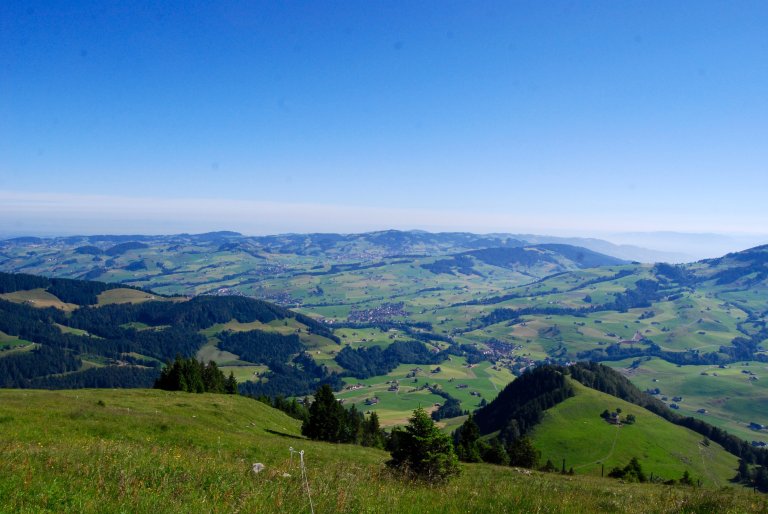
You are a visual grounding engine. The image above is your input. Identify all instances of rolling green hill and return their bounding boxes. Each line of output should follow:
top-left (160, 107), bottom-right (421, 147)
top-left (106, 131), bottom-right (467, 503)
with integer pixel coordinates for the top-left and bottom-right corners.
top-left (0, 272), bottom-right (342, 396)
top-left (0, 388), bottom-right (763, 513)
top-left (532, 380), bottom-right (738, 486)
top-left (471, 362), bottom-right (768, 487)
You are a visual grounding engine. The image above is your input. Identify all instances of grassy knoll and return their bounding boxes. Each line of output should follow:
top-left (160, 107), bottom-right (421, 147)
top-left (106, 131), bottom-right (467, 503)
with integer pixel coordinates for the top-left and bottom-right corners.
top-left (96, 288), bottom-right (168, 305)
top-left (0, 330), bottom-right (34, 351)
top-left (0, 288), bottom-right (77, 311)
top-left (0, 389), bottom-right (764, 513)
top-left (195, 340), bottom-right (246, 366)
top-left (532, 381), bottom-right (739, 486)
top-left (54, 324), bottom-right (93, 337)
top-left (606, 358), bottom-right (768, 444)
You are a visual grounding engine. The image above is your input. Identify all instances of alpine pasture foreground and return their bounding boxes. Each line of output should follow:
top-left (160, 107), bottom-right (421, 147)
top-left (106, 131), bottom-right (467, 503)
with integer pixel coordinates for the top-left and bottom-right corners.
top-left (0, 389), bottom-right (764, 513)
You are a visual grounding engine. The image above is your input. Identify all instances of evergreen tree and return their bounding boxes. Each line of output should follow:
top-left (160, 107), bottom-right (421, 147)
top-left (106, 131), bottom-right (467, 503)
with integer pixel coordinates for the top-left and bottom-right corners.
top-left (735, 459), bottom-right (751, 483)
top-left (541, 459), bottom-right (556, 472)
top-left (507, 436), bottom-right (539, 469)
top-left (340, 404), bottom-right (363, 444)
top-left (361, 411), bottom-right (385, 448)
top-left (755, 466), bottom-right (768, 491)
top-left (387, 407), bottom-right (460, 482)
top-left (624, 457), bottom-right (647, 482)
top-left (225, 372), bottom-right (238, 395)
top-left (480, 438), bottom-right (510, 466)
top-left (154, 356), bottom-right (229, 394)
top-left (454, 414), bottom-right (482, 463)
top-left (301, 384), bottom-right (346, 442)
top-left (608, 457), bottom-right (647, 483)
top-left (202, 360), bottom-right (225, 393)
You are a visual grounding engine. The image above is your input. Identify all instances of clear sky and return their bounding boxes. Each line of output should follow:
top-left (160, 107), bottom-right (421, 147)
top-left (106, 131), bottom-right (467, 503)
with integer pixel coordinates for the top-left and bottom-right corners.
top-left (2, 1), bottom-right (767, 239)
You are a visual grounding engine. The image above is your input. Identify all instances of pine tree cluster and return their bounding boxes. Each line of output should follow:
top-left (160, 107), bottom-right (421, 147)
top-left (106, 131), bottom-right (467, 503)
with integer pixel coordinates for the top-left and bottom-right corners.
top-left (154, 356), bottom-right (237, 394)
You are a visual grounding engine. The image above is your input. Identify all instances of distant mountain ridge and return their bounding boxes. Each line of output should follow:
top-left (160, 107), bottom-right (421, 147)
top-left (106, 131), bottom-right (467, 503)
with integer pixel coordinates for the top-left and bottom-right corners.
top-left (1, 229), bottom-right (682, 262)
top-left (0, 230), bottom-right (628, 301)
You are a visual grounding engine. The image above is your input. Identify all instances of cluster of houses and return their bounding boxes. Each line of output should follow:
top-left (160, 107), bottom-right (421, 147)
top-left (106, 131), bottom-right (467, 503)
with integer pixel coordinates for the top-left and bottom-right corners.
top-left (347, 302), bottom-right (408, 323)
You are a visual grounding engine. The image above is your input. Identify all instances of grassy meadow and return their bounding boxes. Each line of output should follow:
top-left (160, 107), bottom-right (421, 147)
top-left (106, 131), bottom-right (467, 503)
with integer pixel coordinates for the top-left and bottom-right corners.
top-left (532, 381), bottom-right (739, 486)
top-left (1, 389), bottom-right (765, 514)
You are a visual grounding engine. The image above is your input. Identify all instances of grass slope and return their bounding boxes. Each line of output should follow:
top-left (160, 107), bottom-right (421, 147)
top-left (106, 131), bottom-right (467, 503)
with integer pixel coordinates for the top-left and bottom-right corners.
top-left (0, 288), bottom-right (77, 311)
top-left (0, 390), bottom-right (766, 513)
top-left (1, 389), bottom-right (764, 513)
top-left (532, 380), bottom-right (739, 486)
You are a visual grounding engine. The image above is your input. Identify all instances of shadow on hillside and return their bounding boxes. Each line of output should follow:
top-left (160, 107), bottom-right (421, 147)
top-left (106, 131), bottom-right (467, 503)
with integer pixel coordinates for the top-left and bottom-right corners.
top-left (265, 428), bottom-right (305, 440)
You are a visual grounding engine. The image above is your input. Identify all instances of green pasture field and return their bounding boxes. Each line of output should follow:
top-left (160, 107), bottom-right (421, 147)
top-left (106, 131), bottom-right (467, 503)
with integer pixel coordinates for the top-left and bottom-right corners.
top-left (54, 324), bottom-right (95, 337)
top-left (606, 357), bottom-right (768, 444)
top-left (195, 340), bottom-right (248, 366)
top-left (0, 330), bottom-right (34, 351)
top-left (96, 288), bottom-right (169, 305)
top-left (532, 380), bottom-right (739, 486)
top-left (0, 288), bottom-right (77, 311)
top-left (0, 388), bottom-right (762, 513)
top-left (198, 318), bottom-right (304, 338)
top-left (717, 283), bottom-right (768, 313)
top-left (447, 287), bottom-right (749, 363)
top-left (219, 364), bottom-right (270, 383)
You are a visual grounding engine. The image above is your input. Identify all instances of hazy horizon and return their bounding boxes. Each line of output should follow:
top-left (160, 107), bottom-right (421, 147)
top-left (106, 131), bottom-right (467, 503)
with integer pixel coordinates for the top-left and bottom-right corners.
top-left (2, 202), bottom-right (766, 262)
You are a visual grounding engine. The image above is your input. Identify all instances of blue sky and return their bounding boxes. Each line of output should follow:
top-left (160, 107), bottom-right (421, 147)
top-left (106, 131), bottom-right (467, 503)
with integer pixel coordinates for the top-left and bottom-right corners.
top-left (2, 1), bottom-right (767, 239)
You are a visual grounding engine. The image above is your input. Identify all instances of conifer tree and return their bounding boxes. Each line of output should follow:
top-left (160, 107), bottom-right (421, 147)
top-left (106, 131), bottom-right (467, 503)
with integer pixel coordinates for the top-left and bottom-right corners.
top-left (387, 407), bottom-right (460, 482)
top-left (361, 411), bottom-right (385, 448)
top-left (454, 414), bottom-right (482, 462)
top-left (301, 384), bottom-right (346, 442)
top-left (481, 438), bottom-right (510, 466)
top-left (225, 372), bottom-right (238, 395)
top-left (507, 436), bottom-right (539, 469)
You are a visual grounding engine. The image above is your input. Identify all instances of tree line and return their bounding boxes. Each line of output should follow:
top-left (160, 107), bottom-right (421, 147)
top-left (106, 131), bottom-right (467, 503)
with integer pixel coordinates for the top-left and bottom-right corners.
top-left (154, 356), bottom-right (237, 394)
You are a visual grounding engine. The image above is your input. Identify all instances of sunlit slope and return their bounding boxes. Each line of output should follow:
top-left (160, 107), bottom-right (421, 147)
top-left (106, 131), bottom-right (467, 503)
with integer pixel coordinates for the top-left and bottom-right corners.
top-left (531, 380), bottom-right (739, 486)
top-left (0, 389), bottom-right (762, 513)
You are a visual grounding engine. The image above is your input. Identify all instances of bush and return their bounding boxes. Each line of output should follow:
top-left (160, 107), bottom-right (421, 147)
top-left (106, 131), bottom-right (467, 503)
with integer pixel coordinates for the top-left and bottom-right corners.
top-left (607, 457), bottom-right (647, 482)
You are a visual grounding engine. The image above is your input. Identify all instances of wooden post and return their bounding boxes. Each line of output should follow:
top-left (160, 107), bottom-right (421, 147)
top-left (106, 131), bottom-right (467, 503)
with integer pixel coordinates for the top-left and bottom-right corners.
top-left (601, 464), bottom-right (604, 477)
